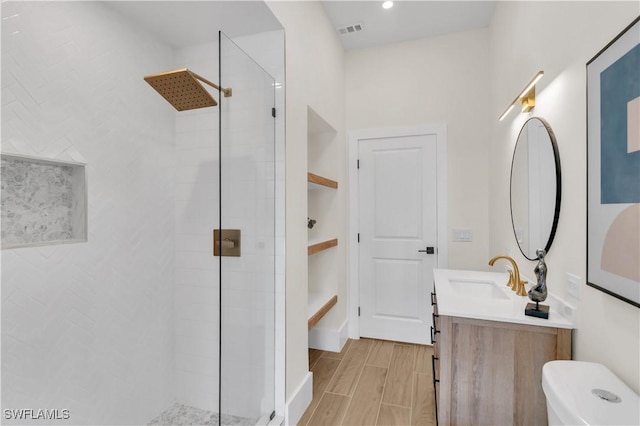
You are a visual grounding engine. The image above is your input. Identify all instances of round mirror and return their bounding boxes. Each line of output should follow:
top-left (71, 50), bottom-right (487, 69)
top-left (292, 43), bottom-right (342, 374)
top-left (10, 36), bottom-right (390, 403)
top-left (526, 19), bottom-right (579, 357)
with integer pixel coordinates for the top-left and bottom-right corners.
top-left (510, 117), bottom-right (561, 260)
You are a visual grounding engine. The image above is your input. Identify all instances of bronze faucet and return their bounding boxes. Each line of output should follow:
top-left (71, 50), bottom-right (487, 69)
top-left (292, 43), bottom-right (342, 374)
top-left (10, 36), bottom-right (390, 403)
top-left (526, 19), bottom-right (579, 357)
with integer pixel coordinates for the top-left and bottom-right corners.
top-left (488, 255), bottom-right (528, 296)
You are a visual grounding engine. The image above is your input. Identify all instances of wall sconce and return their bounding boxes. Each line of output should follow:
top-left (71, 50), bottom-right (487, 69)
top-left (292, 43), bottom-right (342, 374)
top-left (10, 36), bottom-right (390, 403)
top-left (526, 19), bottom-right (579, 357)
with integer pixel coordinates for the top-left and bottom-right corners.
top-left (498, 70), bottom-right (544, 121)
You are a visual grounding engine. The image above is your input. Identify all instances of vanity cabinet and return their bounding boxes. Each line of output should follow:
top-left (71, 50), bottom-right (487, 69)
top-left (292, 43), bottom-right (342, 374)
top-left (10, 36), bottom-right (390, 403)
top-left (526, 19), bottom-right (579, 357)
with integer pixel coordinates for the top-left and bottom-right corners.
top-left (430, 290), bottom-right (441, 424)
top-left (431, 290), bottom-right (571, 425)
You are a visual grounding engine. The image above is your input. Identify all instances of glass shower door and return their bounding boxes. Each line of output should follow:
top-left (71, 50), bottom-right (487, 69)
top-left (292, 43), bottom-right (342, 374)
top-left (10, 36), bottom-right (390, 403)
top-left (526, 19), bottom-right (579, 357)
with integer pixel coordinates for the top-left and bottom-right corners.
top-left (218, 31), bottom-right (276, 425)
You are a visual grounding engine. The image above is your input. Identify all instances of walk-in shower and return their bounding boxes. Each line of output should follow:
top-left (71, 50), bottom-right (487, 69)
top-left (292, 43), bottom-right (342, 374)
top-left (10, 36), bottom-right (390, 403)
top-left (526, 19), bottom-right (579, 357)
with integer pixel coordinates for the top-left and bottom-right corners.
top-left (1, 2), bottom-right (283, 425)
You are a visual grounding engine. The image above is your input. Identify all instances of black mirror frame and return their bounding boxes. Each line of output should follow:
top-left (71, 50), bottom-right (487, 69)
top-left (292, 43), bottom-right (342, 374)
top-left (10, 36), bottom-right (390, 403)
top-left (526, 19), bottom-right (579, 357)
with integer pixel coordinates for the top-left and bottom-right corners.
top-left (509, 117), bottom-right (562, 261)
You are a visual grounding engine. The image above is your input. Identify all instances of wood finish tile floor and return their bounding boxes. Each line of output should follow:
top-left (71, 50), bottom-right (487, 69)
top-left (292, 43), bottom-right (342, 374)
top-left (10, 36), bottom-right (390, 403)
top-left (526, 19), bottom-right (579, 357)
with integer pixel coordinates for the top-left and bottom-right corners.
top-left (299, 339), bottom-right (436, 426)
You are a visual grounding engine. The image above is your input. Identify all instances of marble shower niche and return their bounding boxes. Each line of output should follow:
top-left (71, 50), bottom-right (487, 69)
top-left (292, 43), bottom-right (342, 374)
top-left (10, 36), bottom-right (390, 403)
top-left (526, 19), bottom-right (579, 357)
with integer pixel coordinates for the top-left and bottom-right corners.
top-left (1, 154), bottom-right (87, 249)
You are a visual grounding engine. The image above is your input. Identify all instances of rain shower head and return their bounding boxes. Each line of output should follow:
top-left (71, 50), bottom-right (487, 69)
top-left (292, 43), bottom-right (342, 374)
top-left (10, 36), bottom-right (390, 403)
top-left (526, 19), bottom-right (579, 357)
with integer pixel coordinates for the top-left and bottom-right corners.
top-left (143, 68), bottom-right (232, 112)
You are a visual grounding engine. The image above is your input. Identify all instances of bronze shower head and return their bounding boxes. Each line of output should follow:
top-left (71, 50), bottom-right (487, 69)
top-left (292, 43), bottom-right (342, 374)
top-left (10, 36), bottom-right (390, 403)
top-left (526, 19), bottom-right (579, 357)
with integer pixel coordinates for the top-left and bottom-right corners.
top-left (143, 68), bottom-right (232, 112)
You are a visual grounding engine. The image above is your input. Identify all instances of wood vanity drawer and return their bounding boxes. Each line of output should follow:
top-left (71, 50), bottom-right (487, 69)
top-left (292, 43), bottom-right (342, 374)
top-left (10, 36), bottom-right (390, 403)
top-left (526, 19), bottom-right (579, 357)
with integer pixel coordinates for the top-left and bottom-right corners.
top-left (431, 286), bottom-right (441, 358)
top-left (431, 354), bottom-right (439, 383)
top-left (431, 325), bottom-right (440, 365)
top-left (431, 312), bottom-right (440, 346)
top-left (432, 353), bottom-right (440, 425)
top-left (431, 287), bottom-right (438, 315)
top-left (430, 324), bottom-right (440, 345)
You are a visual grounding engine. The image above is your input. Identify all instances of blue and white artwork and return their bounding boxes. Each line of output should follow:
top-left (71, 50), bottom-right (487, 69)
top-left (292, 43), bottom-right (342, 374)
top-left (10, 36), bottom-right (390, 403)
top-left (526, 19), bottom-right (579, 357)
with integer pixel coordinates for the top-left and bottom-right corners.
top-left (600, 43), bottom-right (640, 204)
top-left (587, 16), bottom-right (640, 308)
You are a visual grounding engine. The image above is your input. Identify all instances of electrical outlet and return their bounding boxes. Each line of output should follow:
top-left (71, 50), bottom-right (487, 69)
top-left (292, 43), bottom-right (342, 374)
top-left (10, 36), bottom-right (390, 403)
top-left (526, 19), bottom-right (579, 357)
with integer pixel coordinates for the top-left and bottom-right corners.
top-left (566, 273), bottom-right (581, 300)
top-left (563, 303), bottom-right (577, 325)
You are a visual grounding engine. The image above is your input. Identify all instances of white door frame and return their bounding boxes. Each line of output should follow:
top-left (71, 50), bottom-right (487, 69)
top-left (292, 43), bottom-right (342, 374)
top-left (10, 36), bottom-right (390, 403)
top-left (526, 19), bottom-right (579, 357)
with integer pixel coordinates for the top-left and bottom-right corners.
top-left (348, 124), bottom-right (448, 339)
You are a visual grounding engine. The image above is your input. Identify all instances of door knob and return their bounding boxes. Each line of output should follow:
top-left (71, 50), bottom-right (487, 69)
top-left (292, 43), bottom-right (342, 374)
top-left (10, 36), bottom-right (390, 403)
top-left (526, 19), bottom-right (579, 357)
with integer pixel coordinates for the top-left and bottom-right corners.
top-left (418, 247), bottom-right (435, 254)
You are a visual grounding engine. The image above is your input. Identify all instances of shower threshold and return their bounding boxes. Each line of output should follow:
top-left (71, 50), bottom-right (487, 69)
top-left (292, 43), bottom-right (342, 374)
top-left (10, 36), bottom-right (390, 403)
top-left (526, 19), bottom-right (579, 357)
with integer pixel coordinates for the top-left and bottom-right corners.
top-left (148, 402), bottom-right (258, 426)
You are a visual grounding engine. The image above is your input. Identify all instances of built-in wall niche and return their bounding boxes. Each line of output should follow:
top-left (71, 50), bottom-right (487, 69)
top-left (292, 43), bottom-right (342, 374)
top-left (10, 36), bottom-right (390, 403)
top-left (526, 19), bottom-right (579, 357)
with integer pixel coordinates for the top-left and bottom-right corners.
top-left (1, 154), bottom-right (87, 249)
top-left (307, 106), bottom-right (340, 334)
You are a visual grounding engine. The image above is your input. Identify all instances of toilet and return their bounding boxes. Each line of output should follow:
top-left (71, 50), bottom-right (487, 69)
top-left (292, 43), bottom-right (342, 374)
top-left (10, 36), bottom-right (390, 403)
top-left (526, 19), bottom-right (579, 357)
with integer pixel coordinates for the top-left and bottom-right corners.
top-left (542, 360), bottom-right (640, 425)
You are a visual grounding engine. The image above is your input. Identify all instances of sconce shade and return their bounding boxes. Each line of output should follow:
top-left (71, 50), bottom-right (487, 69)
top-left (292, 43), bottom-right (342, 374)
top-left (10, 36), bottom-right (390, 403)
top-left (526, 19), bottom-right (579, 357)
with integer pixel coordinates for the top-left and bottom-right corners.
top-left (499, 71), bottom-right (544, 121)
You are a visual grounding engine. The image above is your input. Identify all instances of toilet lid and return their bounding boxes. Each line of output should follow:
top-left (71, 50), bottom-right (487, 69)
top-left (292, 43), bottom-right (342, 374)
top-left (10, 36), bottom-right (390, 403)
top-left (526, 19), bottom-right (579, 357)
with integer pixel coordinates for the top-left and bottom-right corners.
top-left (542, 361), bottom-right (640, 425)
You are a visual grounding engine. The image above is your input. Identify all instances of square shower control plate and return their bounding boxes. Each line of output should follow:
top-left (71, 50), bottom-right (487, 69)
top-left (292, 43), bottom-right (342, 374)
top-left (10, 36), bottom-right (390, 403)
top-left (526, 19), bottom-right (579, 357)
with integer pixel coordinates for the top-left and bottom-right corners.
top-left (213, 229), bottom-right (241, 257)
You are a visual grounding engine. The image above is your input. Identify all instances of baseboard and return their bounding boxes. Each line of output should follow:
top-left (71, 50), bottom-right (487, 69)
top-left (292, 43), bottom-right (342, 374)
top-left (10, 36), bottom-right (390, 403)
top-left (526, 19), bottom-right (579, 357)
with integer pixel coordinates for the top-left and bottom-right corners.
top-left (308, 320), bottom-right (348, 353)
top-left (284, 372), bottom-right (312, 426)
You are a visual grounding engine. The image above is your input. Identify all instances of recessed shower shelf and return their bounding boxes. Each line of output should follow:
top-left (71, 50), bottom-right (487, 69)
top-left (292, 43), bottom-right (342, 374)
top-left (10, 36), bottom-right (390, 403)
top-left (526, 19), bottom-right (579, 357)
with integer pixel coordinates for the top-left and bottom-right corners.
top-left (308, 238), bottom-right (338, 255)
top-left (308, 292), bottom-right (338, 330)
top-left (1, 153), bottom-right (87, 250)
top-left (307, 172), bottom-right (338, 190)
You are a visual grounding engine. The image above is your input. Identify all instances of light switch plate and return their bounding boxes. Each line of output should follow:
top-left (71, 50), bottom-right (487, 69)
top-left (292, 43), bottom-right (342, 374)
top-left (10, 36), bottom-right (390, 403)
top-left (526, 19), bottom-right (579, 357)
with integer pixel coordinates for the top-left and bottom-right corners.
top-left (566, 273), bottom-right (581, 300)
top-left (452, 228), bottom-right (473, 242)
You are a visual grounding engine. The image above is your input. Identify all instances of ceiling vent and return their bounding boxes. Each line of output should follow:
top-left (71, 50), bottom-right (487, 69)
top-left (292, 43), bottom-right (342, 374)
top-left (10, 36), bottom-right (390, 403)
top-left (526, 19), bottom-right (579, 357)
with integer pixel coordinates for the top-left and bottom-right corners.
top-left (337, 23), bottom-right (364, 35)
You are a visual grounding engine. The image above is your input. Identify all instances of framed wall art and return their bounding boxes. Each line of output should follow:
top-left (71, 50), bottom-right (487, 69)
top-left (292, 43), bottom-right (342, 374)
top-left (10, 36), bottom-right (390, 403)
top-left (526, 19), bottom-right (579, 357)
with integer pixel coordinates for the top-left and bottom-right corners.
top-left (587, 16), bottom-right (640, 308)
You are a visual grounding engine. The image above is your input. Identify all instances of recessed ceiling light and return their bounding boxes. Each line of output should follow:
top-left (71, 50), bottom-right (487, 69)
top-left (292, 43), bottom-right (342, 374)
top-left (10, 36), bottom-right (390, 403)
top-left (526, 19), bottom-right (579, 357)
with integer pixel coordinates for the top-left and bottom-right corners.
top-left (382, 1), bottom-right (394, 9)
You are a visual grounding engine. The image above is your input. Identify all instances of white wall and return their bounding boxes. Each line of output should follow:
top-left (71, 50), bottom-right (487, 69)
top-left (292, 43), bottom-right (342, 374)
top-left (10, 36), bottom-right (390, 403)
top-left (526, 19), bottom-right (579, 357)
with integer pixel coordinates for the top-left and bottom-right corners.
top-left (266, 1), bottom-right (346, 423)
top-left (1, 2), bottom-right (175, 424)
top-left (346, 29), bottom-right (492, 272)
top-left (489, 1), bottom-right (640, 393)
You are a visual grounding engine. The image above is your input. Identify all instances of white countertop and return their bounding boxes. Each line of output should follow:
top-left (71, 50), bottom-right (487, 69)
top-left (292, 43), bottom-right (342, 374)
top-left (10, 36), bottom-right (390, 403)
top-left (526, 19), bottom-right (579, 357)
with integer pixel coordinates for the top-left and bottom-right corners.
top-left (434, 268), bottom-right (576, 329)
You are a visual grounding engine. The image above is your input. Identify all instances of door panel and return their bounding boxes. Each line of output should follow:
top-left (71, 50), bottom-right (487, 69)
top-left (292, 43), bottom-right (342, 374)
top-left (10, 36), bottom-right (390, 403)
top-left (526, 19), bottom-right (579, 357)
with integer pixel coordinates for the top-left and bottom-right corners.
top-left (373, 148), bottom-right (422, 238)
top-left (373, 258), bottom-right (422, 320)
top-left (359, 134), bottom-right (438, 344)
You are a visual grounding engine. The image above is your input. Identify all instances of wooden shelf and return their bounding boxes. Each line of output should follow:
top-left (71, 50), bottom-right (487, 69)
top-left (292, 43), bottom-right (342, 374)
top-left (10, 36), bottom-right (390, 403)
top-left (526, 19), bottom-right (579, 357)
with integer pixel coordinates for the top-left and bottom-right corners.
top-left (308, 293), bottom-right (338, 330)
top-left (307, 172), bottom-right (338, 189)
top-left (308, 238), bottom-right (338, 255)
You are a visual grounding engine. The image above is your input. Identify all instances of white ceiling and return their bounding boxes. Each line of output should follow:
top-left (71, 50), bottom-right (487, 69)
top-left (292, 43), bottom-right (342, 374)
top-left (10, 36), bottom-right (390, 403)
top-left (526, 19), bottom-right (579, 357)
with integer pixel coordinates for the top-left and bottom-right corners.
top-left (105, 1), bottom-right (283, 49)
top-left (105, 1), bottom-right (495, 51)
top-left (321, 1), bottom-right (496, 50)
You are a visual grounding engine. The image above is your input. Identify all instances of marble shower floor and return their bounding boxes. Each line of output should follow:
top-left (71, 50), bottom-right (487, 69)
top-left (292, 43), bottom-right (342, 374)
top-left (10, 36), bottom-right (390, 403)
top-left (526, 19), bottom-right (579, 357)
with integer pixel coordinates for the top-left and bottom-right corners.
top-left (148, 403), bottom-right (258, 426)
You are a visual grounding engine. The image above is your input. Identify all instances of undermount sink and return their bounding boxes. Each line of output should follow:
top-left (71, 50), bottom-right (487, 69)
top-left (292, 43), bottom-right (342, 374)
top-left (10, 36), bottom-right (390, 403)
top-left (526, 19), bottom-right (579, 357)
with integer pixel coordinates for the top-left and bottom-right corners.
top-left (448, 278), bottom-right (510, 300)
top-left (434, 268), bottom-right (576, 328)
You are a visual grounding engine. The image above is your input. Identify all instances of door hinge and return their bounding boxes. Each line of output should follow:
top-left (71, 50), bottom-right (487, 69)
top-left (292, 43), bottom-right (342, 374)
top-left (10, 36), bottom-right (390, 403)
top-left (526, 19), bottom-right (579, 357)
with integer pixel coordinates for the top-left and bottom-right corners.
top-left (271, 107), bottom-right (276, 118)
top-left (357, 233), bottom-right (360, 243)
top-left (358, 307), bottom-right (361, 316)
top-left (357, 159), bottom-right (360, 169)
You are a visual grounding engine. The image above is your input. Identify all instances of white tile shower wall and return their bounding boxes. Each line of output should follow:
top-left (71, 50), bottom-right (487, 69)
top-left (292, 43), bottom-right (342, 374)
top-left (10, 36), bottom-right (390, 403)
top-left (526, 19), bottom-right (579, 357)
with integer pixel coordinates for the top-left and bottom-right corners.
top-left (1, 2), bottom-right (175, 425)
top-left (173, 43), bottom-right (220, 413)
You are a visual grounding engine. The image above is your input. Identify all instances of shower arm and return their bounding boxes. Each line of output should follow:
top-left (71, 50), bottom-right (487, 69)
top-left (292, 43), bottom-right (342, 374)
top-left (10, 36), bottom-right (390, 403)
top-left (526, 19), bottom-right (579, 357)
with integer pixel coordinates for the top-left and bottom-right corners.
top-left (189, 70), bottom-right (233, 98)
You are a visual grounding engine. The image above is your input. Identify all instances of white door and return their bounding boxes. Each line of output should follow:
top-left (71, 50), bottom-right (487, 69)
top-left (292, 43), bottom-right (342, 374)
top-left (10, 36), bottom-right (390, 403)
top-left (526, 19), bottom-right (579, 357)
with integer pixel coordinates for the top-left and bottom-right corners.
top-left (358, 133), bottom-right (438, 344)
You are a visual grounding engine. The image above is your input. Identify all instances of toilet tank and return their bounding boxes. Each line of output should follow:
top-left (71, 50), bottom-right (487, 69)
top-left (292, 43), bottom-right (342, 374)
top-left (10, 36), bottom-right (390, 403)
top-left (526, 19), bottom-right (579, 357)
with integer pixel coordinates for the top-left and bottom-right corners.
top-left (542, 361), bottom-right (640, 425)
